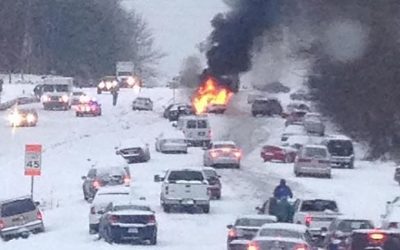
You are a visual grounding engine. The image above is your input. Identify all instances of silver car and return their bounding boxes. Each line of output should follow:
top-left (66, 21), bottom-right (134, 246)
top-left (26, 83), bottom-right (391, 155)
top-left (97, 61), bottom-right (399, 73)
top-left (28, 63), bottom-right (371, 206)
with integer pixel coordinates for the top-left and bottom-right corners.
top-left (294, 145), bottom-right (331, 178)
top-left (132, 97), bottom-right (153, 111)
top-left (203, 141), bottom-right (242, 168)
top-left (155, 131), bottom-right (187, 154)
top-left (304, 113), bottom-right (325, 136)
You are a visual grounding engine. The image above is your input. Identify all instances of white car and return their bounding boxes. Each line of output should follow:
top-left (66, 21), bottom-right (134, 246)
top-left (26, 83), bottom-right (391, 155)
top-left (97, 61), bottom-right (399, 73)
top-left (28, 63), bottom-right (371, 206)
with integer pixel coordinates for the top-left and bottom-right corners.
top-left (132, 97), bottom-right (153, 111)
top-left (292, 199), bottom-right (341, 238)
top-left (116, 138), bottom-right (151, 163)
top-left (294, 145), bottom-right (332, 178)
top-left (154, 168), bottom-right (210, 213)
top-left (281, 124), bottom-right (307, 141)
top-left (88, 186), bottom-right (131, 234)
top-left (203, 141), bottom-right (242, 168)
top-left (155, 130), bottom-right (187, 154)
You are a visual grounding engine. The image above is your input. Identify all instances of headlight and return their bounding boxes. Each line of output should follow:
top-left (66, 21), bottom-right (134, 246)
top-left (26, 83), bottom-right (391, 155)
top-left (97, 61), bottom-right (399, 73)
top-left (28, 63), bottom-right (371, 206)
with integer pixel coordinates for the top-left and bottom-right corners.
top-left (26, 113), bottom-right (36, 123)
top-left (8, 113), bottom-right (22, 125)
top-left (106, 81), bottom-right (113, 89)
top-left (61, 95), bottom-right (69, 102)
top-left (112, 80), bottom-right (118, 87)
top-left (127, 77), bottom-right (135, 86)
top-left (41, 95), bottom-right (49, 102)
top-left (98, 81), bottom-right (105, 89)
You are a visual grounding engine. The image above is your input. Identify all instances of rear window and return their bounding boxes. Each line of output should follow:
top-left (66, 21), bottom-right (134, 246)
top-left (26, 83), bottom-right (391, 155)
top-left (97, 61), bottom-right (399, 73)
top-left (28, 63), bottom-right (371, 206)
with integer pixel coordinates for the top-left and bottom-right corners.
top-left (168, 170), bottom-right (204, 182)
top-left (113, 205), bottom-right (151, 211)
top-left (203, 169), bottom-right (218, 178)
top-left (1, 198), bottom-right (36, 217)
top-left (55, 85), bottom-right (69, 92)
top-left (97, 168), bottom-right (126, 178)
top-left (235, 218), bottom-right (275, 227)
top-left (254, 100), bottom-right (268, 104)
top-left (214, 144), bottom-right (236, 149)
top-left (43, 85), bottom-right (54, 92)
top-left (198, 120), bottom-right (208, 129)
top-left (300, 200), bottom-right (338, 212)
top-left (304, 147), bottom-right (327, 158)
top-left (327, 140), bottom-right (354, 156)
top-left (337, 220), bottom-right (374, 232)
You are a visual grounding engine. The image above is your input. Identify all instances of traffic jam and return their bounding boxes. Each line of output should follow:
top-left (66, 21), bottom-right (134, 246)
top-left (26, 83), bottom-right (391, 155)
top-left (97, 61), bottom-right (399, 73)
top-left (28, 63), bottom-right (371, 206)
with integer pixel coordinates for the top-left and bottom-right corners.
top-left (0, 70), bottom-right (399, 250)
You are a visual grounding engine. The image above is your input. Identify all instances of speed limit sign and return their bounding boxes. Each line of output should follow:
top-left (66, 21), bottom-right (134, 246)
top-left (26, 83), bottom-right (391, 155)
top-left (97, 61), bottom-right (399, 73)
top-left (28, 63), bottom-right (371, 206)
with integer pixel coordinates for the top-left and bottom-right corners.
top-left (25, 144), bottom-right (42, 176)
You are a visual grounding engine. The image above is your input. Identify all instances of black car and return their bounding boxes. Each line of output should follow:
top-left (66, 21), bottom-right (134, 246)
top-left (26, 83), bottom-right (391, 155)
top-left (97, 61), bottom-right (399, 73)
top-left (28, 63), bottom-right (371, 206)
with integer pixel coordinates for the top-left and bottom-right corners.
top-left (251, 98), bottom-right (283, 117)
top-left (394, 167), bottom-right (400, 185)
top-left (163, 103), bottom-right (194, 121)
top-left (81, 166), bottom-right (131, 201)
top-left (33, 84), bottom-right (44, 99)
top-left (202, 167), bottom-right (222, 199)
top-left (324, 218), bottom-right (374, 250)
top-left (349, 229), bottom-right (400, 250)
top-left (99, 203), bottom-right (157, 245)
top-left (322, 136), bottom-right (355, 169)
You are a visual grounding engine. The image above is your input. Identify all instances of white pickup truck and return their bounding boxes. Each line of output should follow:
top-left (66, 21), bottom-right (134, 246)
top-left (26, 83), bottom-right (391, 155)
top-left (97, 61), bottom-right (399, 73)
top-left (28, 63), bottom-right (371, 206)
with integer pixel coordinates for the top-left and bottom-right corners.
top-left (154, 168), bottom-right (210, 213)
top-left (293, 199), bottom-right (341, 238)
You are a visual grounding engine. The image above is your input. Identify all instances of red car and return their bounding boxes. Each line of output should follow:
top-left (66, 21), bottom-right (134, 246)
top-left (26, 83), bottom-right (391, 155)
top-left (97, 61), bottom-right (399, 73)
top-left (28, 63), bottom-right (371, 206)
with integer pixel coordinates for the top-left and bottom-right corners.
top-left (260, 145), bottom-right (297, 163)
top-left (76, 100), bottom-right (102, 117)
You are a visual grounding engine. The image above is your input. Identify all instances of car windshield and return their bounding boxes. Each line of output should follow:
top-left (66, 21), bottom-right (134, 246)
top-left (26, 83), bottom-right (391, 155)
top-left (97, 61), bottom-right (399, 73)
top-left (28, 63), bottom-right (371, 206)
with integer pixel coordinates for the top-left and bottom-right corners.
top-left (327, 140), bottom-right (354, 156)
top-left (300, 200), bottom-right (338, 212)
top-left (97, 168), bottom-right (126, 179)
top-left (337, 220), bottom-right (374, 232)
top-left (168, 170), bottom-right (204, 182)
top-left (1, 199), bottom-right (36, 217)
top-left (259, 228), bottom-right (303, 239)
top-left (42, 85), bottom-right (54, 92)
top-left (118, 72), bottom-right (132, 76)
top-left (304, 147), bottom-right (327, 158)
top-left (235, 218), bottom-right (275, 227)
top-left (113, 205), bottom-right (151, 211)
top-left (165, 139), bottom-right (185, 144)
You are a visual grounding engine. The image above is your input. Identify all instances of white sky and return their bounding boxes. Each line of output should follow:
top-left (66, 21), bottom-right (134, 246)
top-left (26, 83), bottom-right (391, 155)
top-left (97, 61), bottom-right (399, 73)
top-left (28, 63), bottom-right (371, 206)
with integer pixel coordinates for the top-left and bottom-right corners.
top-left (122, 0), bottom-right (228, 82)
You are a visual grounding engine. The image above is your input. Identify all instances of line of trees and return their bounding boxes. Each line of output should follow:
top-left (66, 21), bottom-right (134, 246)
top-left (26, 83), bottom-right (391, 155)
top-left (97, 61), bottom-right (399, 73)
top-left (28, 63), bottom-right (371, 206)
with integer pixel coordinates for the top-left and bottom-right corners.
top-left (0, 0), bottom-right (162, 83)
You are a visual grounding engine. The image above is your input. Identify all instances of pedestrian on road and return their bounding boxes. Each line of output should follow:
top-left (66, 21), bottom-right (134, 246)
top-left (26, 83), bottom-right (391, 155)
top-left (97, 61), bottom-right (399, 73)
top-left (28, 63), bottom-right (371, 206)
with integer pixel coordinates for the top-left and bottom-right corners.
top-left (273, 179), bottom-right (293, 200)
top-left (111, 85), bottom-right (119, 106)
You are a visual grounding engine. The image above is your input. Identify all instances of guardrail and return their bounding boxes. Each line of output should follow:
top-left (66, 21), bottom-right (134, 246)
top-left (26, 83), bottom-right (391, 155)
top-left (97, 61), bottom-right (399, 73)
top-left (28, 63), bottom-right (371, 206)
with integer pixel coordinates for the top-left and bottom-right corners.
top-left (0, 96), bottom-right (40, 111)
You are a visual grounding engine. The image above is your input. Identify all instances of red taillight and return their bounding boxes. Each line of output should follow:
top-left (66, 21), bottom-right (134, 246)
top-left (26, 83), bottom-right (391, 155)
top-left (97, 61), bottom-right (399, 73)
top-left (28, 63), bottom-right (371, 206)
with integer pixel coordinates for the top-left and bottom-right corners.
top-left (0, 219), bottom-right (5, 230)
top-left (305, 215), bottom-right (312, 226)
top-left (37, 211), bottom-right (43, 220)
top-left (228, 229), bottom-right (237, 238)
top-left (90, 207), bottom-right (96, 214)
top-left (210, 151), bottom-right (218, 158)
top-left (109, 215), bottom-right (119, 224)
top-left (369, 232), bottom-right (385, 241)
top-left (124, 176), bottom-right (131, 186)
top-left (298, 158), bottom-right (312, 163)
top-left (247, 241), bottom-right (259, 250)
top-left (234, 151), bottom-right (242, 158)
top-left (295, 244), bottom-right (308, 250)
top-left (148, 215), bottom-right (156, 224)
top-left (92, 180), bottom-right (101, 189)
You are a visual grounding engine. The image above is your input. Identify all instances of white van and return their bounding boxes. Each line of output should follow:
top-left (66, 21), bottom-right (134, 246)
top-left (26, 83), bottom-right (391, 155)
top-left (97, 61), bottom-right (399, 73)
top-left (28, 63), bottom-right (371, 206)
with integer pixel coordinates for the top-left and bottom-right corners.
top-left (176, 115), bottom-right (211, 147)
top-left (41, 77), bottom-right (73, 110)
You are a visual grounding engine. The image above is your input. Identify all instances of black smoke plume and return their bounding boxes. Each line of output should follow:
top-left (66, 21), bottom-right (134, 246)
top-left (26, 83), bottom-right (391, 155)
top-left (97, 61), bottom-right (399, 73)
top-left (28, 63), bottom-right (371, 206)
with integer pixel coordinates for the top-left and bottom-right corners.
top-left (206, 0), bottom-right (280, 78)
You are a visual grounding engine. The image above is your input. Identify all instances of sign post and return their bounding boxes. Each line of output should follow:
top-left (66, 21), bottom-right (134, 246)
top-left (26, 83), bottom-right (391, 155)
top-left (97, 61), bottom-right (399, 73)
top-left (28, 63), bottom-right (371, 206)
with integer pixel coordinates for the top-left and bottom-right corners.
top-left (25, 144), bottom-right (42, 199)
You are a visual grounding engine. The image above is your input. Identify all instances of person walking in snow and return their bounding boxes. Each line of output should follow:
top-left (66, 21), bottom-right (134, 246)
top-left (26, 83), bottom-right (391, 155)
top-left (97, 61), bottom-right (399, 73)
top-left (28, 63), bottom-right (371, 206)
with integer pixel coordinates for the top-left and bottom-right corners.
top-left (111, 85), bottom-right (119, 106)
top-left (273, 179), bottom-right (293, 200)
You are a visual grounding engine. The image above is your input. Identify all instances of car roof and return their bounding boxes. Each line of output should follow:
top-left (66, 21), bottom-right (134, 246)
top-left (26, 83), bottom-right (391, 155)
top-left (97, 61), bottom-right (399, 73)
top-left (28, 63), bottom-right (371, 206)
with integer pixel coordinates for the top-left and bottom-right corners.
top-left (0, 195), bottom-right (32, 205)
top-left (135, 96), bottom-right (151, 100)
top-left (168, 167), bottom-right (205, 173)
top-left (325, 134), bottom-right (352, 141)
top-left (353, 229), bottom-right (400, 234)
top-left (111, 209), bottom-right (154, 216)
top-left (202, 167), bottom-right (218, 172)
top-left (302, 144), bottom-right (328, 150)
top-left (96, 186), bottom-right (131, 195)
top-left (260, 223), bottom-right (307, 232)
top-left (236, 214), bottom-right (278, 222)
top-left (334, 215), bottom-right (373, 222)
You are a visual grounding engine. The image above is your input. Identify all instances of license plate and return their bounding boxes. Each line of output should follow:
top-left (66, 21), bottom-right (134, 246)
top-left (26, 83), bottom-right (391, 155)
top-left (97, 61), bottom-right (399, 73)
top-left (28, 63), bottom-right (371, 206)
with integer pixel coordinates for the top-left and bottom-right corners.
top-left (182, 199), bottom-right (194, 205)
top-left (128, 228), bottom-right (138, 233)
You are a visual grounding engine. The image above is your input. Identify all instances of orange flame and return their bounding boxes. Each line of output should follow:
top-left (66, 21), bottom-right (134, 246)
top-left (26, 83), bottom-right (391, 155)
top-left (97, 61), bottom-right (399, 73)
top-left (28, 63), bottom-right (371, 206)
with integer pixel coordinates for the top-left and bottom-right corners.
top-left (192, 77), bottom-right (233, 114)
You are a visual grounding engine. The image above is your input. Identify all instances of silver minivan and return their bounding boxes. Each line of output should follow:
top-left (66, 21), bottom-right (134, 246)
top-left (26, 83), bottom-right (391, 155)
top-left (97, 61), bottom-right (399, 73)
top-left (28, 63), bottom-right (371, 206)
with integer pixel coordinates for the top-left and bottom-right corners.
top-left (294, 145), bottom-right (331, 178)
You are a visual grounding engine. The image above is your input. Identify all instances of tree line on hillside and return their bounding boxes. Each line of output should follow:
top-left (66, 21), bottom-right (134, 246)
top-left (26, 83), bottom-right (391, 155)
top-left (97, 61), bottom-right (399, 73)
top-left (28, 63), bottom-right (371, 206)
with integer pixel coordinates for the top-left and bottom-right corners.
top-left (0, 0), bottom-right (162, 83)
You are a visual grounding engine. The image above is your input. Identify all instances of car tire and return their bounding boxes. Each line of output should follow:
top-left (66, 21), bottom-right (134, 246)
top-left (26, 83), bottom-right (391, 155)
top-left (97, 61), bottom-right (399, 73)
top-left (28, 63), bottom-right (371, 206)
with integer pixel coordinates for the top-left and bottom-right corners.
top-left (348, 162), bottom-right (354, 169)
top-left (216, 194), bottom-right (221, 200)
top-left (202, 205), bottom-right (210, 214)
top-left (149, 231), bottom-right (157, 245)
top-left (97, 89), bottom-right (101, 94)
top-left (326, 174), bottom-right (332, 179)
top-left (295, 171), bottom-right (301, 177)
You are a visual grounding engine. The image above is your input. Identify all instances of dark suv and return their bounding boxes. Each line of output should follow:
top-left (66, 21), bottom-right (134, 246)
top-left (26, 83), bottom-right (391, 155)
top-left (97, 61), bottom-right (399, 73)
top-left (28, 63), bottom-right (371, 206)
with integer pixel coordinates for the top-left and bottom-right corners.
top-left (251, 98), bottom-right (283, 117)
top-left (322, 136), bottom-right (355, 169)
top-left (82, 166), bottom-right (131, 201)
top-left (0, 196), bottom-right (45, 241)
top-left (349, 229), bottom-right (400, 250)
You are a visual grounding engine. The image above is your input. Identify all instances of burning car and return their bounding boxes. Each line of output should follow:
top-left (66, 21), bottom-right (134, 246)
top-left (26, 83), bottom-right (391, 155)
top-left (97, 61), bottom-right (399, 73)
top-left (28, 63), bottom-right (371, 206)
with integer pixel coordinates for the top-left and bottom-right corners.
top-left (75, 99), bottom-right (102, 117)
top-left (8, 108), bottom-right (38, 127)
top-left (206, 103), bottom-right (227, 114)
top-left (97, 76), bottom-right (118, 94)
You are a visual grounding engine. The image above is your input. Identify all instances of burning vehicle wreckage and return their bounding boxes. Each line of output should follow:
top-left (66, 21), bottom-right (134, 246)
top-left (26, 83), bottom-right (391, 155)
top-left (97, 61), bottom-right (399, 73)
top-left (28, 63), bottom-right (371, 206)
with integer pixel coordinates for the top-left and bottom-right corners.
top-left (191, 72), bottom-right (239, 115)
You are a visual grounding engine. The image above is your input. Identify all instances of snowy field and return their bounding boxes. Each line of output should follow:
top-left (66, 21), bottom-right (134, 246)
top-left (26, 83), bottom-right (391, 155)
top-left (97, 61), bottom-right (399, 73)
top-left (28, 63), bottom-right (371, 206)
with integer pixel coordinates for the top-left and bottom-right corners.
top-left (0, 82), bottom-right (398, 249)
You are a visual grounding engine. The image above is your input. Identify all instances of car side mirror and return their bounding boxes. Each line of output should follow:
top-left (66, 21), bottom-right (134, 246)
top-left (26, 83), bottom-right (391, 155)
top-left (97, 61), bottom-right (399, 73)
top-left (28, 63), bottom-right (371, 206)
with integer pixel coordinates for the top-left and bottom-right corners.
top-left (34, 201), bottom-right (40, 207)
top-left (81, 176), bottom-right (87, 180)
top-left (227, 225), bottom-right (233, 229)
top-left (154, 175), bottom-right (163, 182)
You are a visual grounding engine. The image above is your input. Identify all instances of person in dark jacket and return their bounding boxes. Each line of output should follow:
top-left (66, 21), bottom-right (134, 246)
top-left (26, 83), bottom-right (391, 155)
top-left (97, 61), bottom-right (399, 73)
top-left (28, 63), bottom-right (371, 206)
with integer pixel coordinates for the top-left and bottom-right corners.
top-left (111, 86), bottom-right (119, 106)
top-left (273, 179), bottom-right (293, 200)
